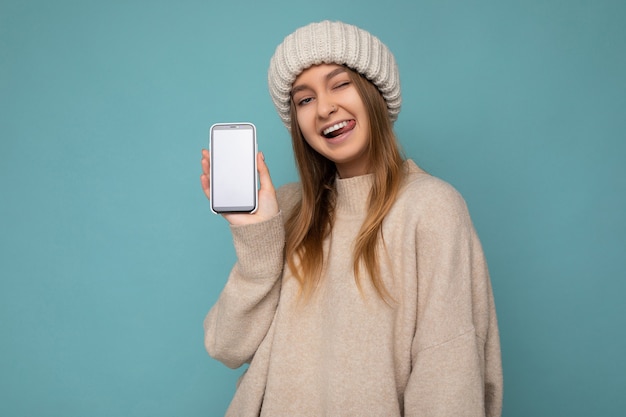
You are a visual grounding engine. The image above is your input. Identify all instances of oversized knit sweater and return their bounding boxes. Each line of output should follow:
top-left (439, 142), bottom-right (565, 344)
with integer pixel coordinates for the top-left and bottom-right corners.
top-left (204, 160), bottom-right (503, 417)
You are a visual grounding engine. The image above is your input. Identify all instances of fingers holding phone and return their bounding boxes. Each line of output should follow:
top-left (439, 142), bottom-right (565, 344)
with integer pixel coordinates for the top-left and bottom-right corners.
top-left (200, 149), bottom-right (211, 201)
top-left (202, 123), bottom-right (278, 225)
top-left (251, 151), bottom-right (279, 221)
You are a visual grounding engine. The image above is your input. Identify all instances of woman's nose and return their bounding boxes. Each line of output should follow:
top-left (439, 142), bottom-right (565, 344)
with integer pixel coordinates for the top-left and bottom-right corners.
top-left (317, 95), bottom-right (337, 118)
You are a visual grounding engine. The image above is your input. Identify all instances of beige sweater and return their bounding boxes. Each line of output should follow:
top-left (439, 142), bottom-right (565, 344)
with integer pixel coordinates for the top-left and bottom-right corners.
top-left (204, 160), bottom-right (503, 416)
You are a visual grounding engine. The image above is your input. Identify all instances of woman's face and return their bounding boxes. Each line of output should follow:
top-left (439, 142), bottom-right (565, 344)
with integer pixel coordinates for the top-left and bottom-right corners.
top-left (291, 64), bottom-right (371, 178)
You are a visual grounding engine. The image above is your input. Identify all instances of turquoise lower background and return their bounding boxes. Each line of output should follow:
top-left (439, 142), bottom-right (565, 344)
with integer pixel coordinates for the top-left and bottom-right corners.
top-left (1, 0), bottom-right (625, 416)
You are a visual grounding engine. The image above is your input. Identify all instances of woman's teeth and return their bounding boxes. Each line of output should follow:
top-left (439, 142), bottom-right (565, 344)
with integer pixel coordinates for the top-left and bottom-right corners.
top-left (322, 121), bottom-right (349, 137)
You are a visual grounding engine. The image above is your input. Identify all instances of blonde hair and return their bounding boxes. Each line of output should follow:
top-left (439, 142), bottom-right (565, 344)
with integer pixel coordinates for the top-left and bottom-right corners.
top-left (285, 67), bottom-right (405, 303)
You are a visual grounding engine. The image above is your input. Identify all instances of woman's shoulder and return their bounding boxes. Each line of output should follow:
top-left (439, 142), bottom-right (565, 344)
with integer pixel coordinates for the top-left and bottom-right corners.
top-left (400, 160), bottom-right (470, 217)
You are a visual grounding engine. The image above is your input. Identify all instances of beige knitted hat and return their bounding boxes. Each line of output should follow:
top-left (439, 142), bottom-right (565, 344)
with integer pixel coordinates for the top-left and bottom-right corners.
top-left (268, 20), bottom-right (401, 129)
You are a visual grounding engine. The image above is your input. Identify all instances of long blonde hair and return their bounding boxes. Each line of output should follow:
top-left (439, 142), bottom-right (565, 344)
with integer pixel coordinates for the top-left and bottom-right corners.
top-left (284, 67), bottom-right (406, 303)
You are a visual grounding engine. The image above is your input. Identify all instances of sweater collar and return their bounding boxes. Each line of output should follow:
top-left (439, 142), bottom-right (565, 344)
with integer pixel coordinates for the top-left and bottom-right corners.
top-left (333, 160), bottom-right (423, 216)
top-left (335, 172), bottom-right (374, 216)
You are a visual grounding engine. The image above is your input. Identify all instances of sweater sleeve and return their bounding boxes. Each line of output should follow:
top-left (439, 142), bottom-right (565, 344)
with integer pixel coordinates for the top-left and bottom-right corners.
top-left (403, 180), bottom-right (503, 417)
top-left (203, 212), bottom-right (286, 369)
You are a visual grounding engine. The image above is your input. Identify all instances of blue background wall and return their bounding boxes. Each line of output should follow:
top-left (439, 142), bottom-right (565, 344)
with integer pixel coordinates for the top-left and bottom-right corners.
top-left (1, 0), bottom-right (624, 415)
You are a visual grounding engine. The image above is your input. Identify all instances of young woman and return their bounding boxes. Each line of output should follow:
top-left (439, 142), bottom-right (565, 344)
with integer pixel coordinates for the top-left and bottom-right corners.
top-left (201, 20), bottom-right (503, 417)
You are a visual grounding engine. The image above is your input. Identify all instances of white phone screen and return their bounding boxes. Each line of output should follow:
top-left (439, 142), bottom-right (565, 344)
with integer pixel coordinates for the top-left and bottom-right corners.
top-left (210, 123), bottom-right (257, 213)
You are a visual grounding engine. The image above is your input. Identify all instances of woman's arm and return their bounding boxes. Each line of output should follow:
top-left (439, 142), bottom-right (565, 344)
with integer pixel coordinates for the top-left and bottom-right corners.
top-left (403, 181), bottom-right (503, 417)
top-left (200, 149), bottom-right (284, 368)
top-left (203, 213), bottom-right (286, 369)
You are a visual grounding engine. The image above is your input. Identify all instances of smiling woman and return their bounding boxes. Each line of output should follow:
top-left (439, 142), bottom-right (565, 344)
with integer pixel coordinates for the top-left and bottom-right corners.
top-left (291, 64), bottom-right (371, 178)
top-left (200, 20), bottom-right (503, 417)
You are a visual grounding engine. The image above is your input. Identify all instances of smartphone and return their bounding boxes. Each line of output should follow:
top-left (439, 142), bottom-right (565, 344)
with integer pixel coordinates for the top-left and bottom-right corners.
top-left (209, 122), bottom-right (258, 214)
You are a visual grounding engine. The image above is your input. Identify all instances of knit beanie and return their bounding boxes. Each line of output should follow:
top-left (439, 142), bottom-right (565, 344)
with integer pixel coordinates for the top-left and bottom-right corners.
top-left (268, 20), bottom-right (401, 129)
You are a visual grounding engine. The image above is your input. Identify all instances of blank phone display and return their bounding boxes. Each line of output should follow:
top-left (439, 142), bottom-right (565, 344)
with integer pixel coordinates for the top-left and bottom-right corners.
top-left (210, 124), bottom-right (257, 212)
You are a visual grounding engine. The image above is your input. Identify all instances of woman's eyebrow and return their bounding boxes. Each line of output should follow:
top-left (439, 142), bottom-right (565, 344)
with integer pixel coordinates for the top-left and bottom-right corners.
top-left (325, 66), bottom-right (347, 81)
top-left (291, 67), bottom-right (348, 97)
top-left (291, 84), bottom-right (309, 97)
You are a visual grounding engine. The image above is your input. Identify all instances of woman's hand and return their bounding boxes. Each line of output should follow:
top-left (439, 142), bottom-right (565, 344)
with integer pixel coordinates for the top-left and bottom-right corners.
top-left (200, 149), bottom-right (279, 226)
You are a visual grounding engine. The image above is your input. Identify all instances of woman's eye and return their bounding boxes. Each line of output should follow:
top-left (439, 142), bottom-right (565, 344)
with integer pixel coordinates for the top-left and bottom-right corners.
top-left (298, 97), bottom-right (313, 106)
top-left (334, 81), bottom-right (350, 89)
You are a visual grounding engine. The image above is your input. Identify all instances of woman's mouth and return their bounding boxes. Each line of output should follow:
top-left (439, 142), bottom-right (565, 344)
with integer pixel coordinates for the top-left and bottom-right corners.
top-left (322, 120), bottom-right (356, 138)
